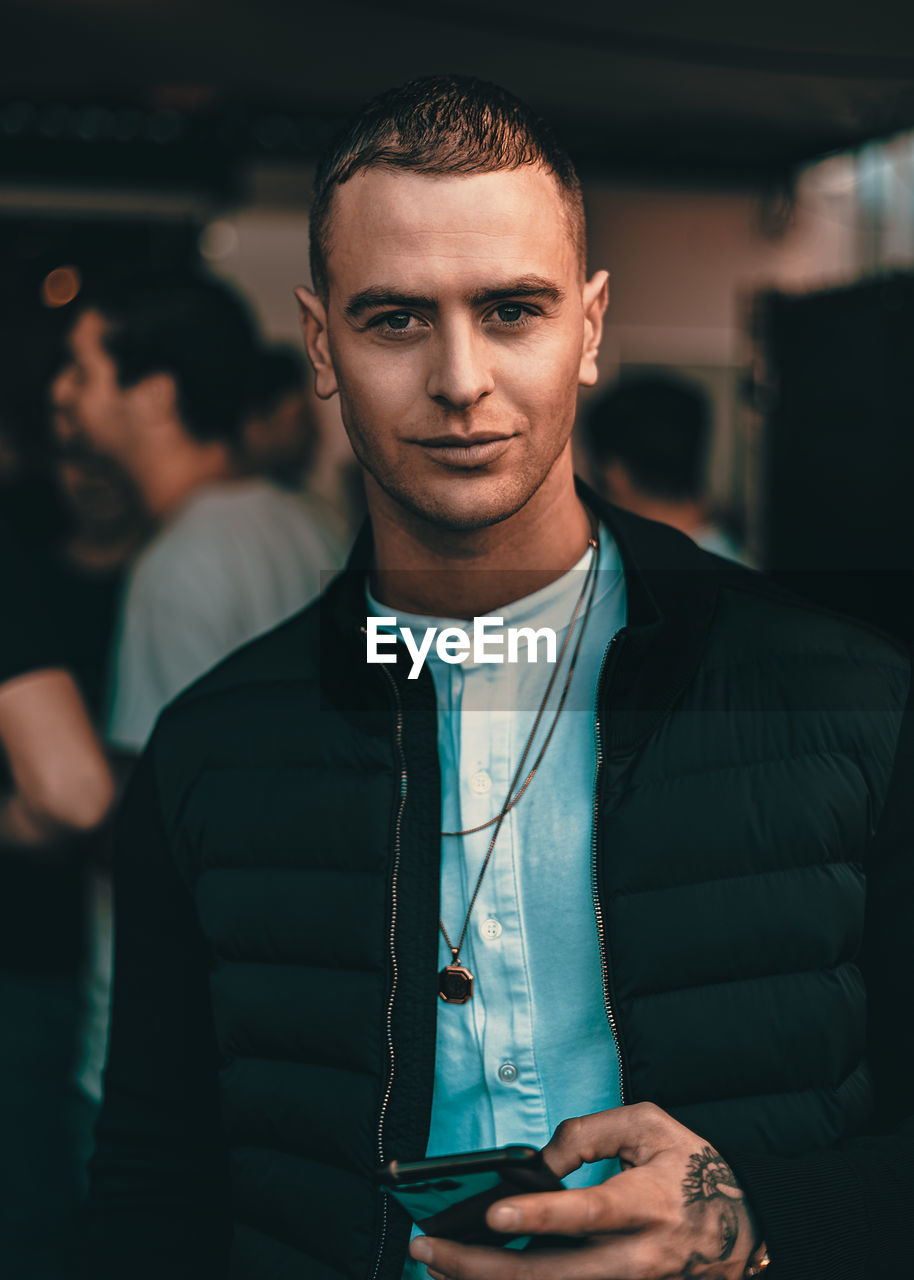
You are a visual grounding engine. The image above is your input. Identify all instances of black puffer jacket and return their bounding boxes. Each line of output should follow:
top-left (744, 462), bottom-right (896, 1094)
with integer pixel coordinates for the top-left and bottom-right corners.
top-left (88, 495), bottom-right (914, 1280)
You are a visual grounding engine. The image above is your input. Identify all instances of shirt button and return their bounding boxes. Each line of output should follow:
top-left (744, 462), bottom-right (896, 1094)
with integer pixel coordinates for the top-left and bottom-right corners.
top-left (480, 917), bottom-right (502, 940)
top-left (497, 1062), bottom-right (518, 1084)
top-left (470, 770), bottom-right (492, 795)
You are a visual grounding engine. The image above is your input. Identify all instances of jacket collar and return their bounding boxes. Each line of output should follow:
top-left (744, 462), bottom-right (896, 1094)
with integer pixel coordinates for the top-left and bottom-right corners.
top-left (322, 478), bottom-right (740, 751)
top-left (581, 481), bottom-right (731, 754)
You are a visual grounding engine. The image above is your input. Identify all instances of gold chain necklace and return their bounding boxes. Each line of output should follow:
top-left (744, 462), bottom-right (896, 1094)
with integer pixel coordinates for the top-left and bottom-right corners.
top-left (438, 530), bottom-right (602, 1003)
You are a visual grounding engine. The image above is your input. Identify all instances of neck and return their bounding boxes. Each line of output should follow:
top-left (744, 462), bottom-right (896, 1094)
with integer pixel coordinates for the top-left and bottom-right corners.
top-left (131, 432), bottom-right (236, 520)
top-left (369, 454), bottom-right (594, 617)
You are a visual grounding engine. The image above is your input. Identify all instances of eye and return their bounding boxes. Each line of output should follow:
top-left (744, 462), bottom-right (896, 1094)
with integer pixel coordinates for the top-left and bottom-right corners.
top-left (370, 310), bottom-right (423, 338)
top-left (489, 303), bottom-right (536, 329)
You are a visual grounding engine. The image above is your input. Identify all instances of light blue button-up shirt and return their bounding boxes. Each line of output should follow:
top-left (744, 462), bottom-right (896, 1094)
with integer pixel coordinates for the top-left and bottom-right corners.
top-left (367, 525), bottom-right (627, 1276)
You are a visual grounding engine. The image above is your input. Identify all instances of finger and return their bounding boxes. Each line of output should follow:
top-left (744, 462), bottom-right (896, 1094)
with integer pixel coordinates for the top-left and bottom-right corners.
top-left (543, 1103), bottom-right (685, 1175)
top-left (411, 1234), bottom-right (651, 1280)
top-left (486, 1168), bottom-right (660, 1237)
top-left (410, 1237), bottom-right (519, 1280)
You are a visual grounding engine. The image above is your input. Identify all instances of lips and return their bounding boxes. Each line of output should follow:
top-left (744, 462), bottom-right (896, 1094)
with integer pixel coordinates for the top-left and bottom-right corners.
top-left (414, 434), bottom-right (516, 469)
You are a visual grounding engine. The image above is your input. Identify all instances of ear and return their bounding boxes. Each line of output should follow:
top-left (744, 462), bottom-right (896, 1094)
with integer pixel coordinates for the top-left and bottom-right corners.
top-left (131, 371), bottom-right (178, 426)
top-left (294, 287), bottom-right (338, 400)
top-left (578, 270), bottom-right (610, 388)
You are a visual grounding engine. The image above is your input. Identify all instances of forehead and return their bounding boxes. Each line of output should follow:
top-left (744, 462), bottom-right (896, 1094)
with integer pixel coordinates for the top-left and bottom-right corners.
top-left (69, 308), bottom-right (110, 358)
top-left (324, 167), bottom-right (578, 296)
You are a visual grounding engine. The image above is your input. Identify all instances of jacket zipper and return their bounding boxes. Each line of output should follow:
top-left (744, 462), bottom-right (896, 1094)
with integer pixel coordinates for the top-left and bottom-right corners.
top-left (591, 630), bottom-right (627, 1106)
top-left (369, 619), bottom-right (626, 1274)
top-left (371, 664), bottom-right (408, 1280)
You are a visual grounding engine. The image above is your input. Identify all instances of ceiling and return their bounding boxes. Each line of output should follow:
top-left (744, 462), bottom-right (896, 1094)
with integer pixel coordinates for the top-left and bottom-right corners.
top-left (3, 0), bottom-right (914, 180)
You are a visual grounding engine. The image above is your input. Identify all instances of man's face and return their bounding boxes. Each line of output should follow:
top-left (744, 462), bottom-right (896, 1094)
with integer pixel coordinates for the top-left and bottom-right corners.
top-left (51, 309), bottom-right (135, 464)
top-left (302, 166), bottom-right (606, 532)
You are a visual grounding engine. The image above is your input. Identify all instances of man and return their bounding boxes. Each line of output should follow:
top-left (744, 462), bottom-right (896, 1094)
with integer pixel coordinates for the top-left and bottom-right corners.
top-left (586, 373), bottom-right (751, 564)
top-left (51, 274), bottom-right (343, 755)
top-left (88, 78), bottom-right (913, 1280)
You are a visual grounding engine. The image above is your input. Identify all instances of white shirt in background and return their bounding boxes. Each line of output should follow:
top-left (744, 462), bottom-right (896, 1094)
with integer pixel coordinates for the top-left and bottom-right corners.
top-left (107, 478), bottom-right (343, 753)
top-left (79, 479), bottom-right (344, 1112)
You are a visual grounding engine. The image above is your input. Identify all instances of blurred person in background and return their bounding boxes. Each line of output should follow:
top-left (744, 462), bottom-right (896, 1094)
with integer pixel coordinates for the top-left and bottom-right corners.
top-left (47, 400), bottom-right (150, 720)
top-left (0, 363), bottom-right (141, 1277)
top-left (241, 342), bottom-right (320, 489)
top-left (1, 298), bottom-right (149, 719)
top-left (585, 373), bottom-right (751, 564)
top-left (0, 515), bottom-right (115, 1280)
top-left (51, 273), bottom-right (344, 1159)
top-left (51, 272), bottom-right (344, 758)
top-left (43, 397), bottom-right (153, 1195)
top-left (241, 340), bottom-right (351, 548)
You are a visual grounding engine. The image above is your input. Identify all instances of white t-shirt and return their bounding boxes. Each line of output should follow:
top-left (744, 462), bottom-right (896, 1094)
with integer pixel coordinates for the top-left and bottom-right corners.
top-left (107, 478), bottom-right (343, 752)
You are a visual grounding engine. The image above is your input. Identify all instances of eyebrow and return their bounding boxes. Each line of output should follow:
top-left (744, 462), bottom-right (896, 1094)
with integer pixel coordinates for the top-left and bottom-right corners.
top-left (343, 275), bottom-right (565, 319)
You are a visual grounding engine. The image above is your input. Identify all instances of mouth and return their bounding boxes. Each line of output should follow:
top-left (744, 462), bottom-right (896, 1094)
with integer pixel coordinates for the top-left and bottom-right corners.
top-left (413, 433), bottom-right (517, 469)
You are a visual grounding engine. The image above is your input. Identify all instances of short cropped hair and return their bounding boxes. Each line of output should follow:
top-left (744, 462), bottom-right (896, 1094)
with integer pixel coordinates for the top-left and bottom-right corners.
top-left (586, 374), bottom-right (712, 502)
top-left (309, 75), bottom-right (585, 298)
top-left (83, 273), bottom-right (258, 445)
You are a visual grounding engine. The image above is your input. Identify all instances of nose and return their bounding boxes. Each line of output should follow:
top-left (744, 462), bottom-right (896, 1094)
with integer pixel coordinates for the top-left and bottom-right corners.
top-left (425, 320), bottom-right (495, 410)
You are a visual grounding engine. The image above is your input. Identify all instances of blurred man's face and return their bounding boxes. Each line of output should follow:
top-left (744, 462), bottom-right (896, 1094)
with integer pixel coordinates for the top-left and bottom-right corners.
top-left (50, 402), bottom-right (144, 535)
top-left (51, 309), bottom-right (135, 464)
top-left (300, 165), bottom-right (606, 532)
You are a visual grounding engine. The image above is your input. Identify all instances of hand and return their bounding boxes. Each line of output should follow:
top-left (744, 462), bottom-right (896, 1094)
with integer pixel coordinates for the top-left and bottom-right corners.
top-left (409, 1103), bottom-right (760, 1280)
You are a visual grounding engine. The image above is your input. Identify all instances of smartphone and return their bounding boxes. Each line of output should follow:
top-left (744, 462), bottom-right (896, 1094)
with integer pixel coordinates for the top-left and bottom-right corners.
top-left (375, 1144), bottom-right (563, 1249)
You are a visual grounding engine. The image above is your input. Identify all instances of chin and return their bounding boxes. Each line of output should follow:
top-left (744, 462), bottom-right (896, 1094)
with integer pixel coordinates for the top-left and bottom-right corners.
top-left (393, 477), bottom-right (535, 533)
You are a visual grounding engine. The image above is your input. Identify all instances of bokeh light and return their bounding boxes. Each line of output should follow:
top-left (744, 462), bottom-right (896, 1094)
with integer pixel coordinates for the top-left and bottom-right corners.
top-left (41, 264), bottom-right (82, 308)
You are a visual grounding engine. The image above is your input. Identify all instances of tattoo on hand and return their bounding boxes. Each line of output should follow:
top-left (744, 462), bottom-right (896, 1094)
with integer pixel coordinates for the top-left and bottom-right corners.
top-left (681, 1146), bottom-right (745, 1264)
top-left (682, 1147), bottom-right (742, 1205)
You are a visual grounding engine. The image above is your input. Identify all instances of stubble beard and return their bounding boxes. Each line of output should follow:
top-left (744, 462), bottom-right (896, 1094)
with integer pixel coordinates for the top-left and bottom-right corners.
top-left (348, 429), bottom-right (568, 536)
